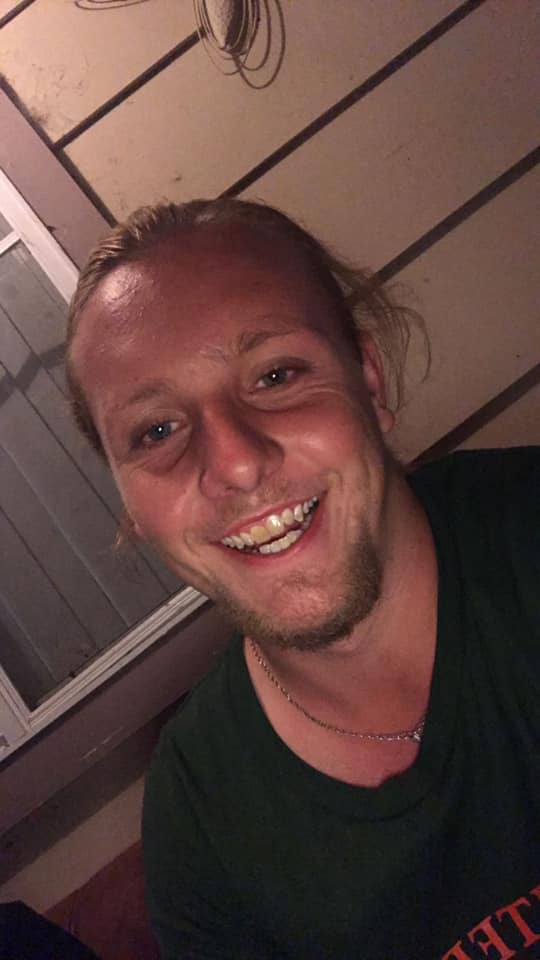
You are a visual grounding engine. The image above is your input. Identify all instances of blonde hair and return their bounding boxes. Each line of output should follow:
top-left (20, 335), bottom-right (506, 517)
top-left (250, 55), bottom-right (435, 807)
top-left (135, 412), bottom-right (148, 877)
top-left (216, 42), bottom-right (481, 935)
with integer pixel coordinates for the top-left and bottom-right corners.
top-left (66, 197), bottom-right (423, 455)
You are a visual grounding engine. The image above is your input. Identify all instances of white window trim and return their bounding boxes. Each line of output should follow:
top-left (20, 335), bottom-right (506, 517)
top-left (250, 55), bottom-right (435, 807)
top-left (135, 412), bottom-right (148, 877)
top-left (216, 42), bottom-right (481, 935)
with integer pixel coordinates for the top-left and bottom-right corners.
top-left (0, 231), bottom-right (18, 257)
top-left (0, 588), bottom-right (209, 762)
top-left (0, 167), bottom-right (207, 763)
top-left (0, 168), bottom-right (78, 302)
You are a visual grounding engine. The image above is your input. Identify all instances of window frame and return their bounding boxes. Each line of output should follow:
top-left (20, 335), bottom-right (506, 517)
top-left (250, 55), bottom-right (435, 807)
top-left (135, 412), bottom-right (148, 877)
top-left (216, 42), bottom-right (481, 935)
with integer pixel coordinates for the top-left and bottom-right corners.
top-left (0, 167), bottom-right (79, 300)
top-left (0, 93), bottom-right (221, 826)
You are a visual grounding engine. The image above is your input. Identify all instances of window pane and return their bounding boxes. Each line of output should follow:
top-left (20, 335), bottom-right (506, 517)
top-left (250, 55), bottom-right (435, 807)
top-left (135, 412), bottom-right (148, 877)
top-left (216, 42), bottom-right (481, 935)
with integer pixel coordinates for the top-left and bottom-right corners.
top-left (0, 243), bottom-right (182, 709)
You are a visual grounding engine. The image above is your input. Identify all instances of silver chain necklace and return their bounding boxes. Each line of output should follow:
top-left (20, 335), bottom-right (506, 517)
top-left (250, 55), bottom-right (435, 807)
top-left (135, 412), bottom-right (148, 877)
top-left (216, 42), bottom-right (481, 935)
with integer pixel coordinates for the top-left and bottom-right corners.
top-left (249, 639), bottom-right (426, 743)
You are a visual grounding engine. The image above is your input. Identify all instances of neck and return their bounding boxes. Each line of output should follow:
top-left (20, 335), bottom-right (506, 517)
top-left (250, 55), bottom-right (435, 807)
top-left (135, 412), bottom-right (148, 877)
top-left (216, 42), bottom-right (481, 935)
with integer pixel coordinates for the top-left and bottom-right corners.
top-left (245, 473), bottom-right (438, 735)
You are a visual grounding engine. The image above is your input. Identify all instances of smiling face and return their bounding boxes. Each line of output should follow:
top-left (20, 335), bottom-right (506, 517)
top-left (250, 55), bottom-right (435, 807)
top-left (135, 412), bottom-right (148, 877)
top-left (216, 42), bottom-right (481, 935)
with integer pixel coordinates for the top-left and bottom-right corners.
top-left (71, 225), bottom-right (396, 650)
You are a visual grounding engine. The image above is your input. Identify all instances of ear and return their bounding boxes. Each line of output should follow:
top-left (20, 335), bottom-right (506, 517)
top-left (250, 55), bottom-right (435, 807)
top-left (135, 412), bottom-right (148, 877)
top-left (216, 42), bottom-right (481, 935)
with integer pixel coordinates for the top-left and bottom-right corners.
top-left (116, 510), bottom-right (143, 546)
top-left (359, 334), bottom-right (395, 435)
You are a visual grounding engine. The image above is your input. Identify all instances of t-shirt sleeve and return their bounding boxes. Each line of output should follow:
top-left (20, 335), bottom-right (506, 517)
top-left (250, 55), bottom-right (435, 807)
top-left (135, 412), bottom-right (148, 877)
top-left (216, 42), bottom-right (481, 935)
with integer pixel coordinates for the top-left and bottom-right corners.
top-left (142, 727), bottom-right (281, 960)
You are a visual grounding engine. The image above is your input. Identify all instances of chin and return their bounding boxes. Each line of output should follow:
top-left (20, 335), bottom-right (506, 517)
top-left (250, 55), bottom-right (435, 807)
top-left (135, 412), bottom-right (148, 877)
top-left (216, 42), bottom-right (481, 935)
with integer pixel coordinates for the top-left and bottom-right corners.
top-left (213, 548), bottom-right (382, 653)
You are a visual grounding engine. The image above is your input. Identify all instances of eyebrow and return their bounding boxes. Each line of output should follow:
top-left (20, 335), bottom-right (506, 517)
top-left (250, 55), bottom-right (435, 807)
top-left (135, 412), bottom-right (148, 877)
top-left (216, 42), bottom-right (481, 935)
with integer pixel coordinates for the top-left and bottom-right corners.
top-left (236, 325), bottom-right (298, 354)
top-left (121, 380), bottom-right (178, 409)
top-left (119, 324), bottom-right (302, 408)
top-left (202, 322), bottom-right (299, 363)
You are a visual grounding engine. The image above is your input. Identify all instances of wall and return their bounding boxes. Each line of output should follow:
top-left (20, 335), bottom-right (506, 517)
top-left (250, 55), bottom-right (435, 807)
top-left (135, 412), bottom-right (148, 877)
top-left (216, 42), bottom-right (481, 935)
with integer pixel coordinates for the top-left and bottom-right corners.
top-left (0, 601), bottom-right (231, 909)
top-left (0, 731), bottom-right (150, 911)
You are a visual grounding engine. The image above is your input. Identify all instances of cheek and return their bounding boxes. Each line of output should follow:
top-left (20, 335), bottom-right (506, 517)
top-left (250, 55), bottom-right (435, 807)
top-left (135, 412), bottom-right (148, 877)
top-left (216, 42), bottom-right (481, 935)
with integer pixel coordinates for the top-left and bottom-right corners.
top-left (282, 392), bottom-right (381, 462)
top-left (114, 468), bottom-right (193, 546)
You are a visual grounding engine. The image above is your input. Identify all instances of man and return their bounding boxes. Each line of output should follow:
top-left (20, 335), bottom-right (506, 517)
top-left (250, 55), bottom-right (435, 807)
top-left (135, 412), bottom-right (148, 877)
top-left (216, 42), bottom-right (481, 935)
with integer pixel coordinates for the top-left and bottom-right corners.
top-left (66, 199), bottom-right (540, 959)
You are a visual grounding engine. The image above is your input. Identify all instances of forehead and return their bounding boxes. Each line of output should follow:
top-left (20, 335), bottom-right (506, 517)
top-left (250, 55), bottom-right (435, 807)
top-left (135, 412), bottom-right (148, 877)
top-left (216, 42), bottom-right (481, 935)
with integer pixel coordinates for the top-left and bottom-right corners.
top-left (69, 229), bottom-right (356, 434)
top-left (72, 225), bottom-right (341, 367)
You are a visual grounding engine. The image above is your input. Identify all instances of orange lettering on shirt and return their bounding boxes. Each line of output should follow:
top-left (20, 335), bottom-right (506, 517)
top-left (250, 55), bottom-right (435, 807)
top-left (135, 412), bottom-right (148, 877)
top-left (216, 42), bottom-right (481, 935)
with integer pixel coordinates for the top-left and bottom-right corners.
top-left (469, 917), bottom-right (513, 960)
top-left (496, 896), bottom-right (540, 948)
top-left (441, 942), bottom-right (472, 960)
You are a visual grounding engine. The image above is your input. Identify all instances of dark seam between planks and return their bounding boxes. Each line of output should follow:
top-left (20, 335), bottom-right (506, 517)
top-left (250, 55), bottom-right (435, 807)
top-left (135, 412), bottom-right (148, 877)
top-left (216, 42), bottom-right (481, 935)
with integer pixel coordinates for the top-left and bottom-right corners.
top-left (0, 75), bottom-right (117, 225)
top-left (377, 146), bottom-right (540, 284)
top-left (54, 31), bottom-right (200, 150)
top-left (220, 0), bottom-right (486, 198)
top-left (412, 362), bottom-right (540, 465)
top-left (0, 0), bottom-right (37, 30)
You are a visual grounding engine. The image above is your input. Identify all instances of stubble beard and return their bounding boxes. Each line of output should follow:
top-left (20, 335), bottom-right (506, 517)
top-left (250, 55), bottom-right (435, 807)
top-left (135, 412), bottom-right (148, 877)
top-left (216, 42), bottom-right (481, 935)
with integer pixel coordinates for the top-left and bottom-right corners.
top-left (211, 520), bottom-right (383, 653)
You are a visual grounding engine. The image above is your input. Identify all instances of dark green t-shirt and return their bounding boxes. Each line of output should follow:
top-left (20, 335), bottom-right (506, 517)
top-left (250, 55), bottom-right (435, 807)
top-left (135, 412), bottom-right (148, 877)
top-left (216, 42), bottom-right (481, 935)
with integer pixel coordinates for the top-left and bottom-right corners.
top-left (143, 448), bottom-right (540, 959)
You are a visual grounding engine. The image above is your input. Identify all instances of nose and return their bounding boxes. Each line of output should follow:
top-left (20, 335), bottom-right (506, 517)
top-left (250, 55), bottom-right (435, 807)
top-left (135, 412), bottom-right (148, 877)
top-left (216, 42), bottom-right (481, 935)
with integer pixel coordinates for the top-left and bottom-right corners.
top-left (198, 399), bottom-right (283, 500)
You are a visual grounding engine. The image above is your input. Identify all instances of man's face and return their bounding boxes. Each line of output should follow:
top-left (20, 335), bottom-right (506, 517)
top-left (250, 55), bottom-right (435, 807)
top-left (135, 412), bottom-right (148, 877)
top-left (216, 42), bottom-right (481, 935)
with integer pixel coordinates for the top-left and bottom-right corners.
top-left (72, 226), bottom-right (395, 650)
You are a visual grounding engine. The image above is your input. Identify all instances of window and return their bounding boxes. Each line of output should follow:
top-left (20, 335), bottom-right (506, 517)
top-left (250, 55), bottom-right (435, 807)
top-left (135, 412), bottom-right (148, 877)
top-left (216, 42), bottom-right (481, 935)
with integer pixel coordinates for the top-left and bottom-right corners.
top-left (0, 169), bottom-right (206, 761)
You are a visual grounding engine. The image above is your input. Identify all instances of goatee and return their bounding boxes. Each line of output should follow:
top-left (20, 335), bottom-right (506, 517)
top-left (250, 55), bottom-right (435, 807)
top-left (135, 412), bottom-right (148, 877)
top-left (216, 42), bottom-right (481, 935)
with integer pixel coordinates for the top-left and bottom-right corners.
top-left (212, 523), bottom-right (382, 652)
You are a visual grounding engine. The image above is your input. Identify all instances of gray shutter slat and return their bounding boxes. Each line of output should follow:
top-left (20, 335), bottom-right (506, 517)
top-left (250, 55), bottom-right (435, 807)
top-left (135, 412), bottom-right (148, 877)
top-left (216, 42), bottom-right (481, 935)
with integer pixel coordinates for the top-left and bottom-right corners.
top-left (0, 446), bottom-right (127, 645)
top-left (0, 592), bottom-right (58, 707)
top-left (0, 508), bottom-right (97, 680)
top-left (0, 376), bottom-right (167, 622)
top-left (0, 244), bottom-right (66, 354)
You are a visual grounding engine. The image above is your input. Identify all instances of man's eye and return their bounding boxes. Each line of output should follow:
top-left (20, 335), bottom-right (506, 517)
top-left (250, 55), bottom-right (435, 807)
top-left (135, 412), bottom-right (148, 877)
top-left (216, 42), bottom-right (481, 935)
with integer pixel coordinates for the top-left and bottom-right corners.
top-left (137, 421), bottom-right (179, 447)
top-left (257, 367), bottom-right (294, 389)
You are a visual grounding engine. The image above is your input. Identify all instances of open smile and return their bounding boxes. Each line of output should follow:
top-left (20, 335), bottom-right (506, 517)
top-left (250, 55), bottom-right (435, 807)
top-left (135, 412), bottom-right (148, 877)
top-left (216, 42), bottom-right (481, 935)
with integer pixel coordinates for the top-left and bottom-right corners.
top-left (221, 497), bottom-right (320, 556)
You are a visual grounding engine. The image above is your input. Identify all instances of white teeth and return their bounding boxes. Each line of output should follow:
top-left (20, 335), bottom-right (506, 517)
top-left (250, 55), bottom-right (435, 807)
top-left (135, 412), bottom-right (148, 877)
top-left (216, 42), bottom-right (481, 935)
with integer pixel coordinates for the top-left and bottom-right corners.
top-left (222, 496), bottom-right (319, 551)
top-left (259, 529), bottom-right (302, 554)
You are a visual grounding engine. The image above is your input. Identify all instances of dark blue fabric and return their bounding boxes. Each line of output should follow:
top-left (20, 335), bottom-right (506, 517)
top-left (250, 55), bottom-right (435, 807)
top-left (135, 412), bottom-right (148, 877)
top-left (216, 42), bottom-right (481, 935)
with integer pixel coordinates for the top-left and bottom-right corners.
top-left (0, 901), bottom-right (99, 960)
